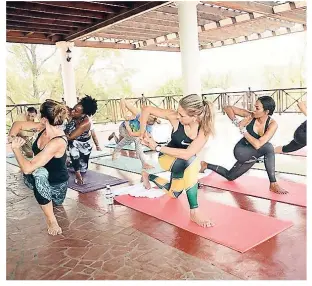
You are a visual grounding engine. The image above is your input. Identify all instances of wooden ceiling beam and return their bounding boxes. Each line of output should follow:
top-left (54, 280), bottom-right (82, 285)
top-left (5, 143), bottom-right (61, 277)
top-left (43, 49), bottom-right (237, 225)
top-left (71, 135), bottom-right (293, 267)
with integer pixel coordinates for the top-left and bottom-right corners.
top-left (6, 15), bottom-right (85, 28)
top-left (7, 25), bottom-right (69, 35)
top-left (6, 8), bottom-right (95, 24)
top-left (93, 32), bottom-right (150, 41)
top-left (74, 40), bottom-right (135, 49)
top-left (200, 24), bottom-right (306, 50)
top-left (66, 1), bottom-right (169, 41)
top-left (6, 2), bottom-right (105, 19)
top-left (7, 36), bottom-right (55, 45)
top-left (138, 1), bottom-right (305, 49)
top-left (33, 1), bottom-right (117, 13)
top-left (115, 21), bottom-right (179, 33)
top-left (7, 21), bottom-right (76, 32)
top-left (206, 1), bottom-right (306, 24)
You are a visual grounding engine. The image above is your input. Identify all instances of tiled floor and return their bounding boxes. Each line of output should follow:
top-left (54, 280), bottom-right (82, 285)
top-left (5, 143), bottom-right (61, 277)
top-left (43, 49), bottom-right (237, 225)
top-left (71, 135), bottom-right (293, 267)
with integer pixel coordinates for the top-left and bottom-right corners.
top-left (6, 120), bottom-right (307, 280)
top-left (6, 165), bottom-right (238, 280)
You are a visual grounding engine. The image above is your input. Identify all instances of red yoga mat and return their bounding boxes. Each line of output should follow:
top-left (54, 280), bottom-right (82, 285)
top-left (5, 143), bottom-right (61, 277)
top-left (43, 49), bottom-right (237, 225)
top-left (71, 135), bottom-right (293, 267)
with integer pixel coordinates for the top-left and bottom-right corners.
top-left (283, 148), bottom-right (307, 157)
top-left (115, 193), bottom-right (293, 253)
top-left (199, 173), bottom-right (306, 207)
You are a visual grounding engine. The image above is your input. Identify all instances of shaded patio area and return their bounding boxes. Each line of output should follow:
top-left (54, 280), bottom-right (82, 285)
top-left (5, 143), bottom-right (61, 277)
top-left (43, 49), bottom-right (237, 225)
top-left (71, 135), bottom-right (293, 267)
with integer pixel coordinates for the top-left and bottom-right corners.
top-left (6, 121), bottom-right (306, 280)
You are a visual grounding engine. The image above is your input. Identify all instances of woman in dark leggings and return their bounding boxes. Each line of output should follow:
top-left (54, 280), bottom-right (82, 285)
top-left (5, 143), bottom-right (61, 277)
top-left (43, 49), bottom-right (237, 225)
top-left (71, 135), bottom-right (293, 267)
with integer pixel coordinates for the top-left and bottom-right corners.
top-left (275, 101), bottom-right (307, 154)
top-left (8, 100), bottom-right (69, 236)
top-left (200, 96), bottom-right (287, 194)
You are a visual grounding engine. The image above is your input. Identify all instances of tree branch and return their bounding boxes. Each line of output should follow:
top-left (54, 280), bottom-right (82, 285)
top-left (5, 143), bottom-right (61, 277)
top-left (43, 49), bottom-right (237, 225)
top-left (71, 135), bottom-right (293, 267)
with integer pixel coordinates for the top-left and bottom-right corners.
top-left (39, 47), bottom-right (57, 71)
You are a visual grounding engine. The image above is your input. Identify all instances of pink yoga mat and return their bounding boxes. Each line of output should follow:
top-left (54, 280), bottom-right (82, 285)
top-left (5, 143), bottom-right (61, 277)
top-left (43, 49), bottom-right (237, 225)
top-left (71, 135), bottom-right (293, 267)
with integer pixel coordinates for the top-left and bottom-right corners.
top-left (199, 173), bottom-right (306, 207)
top-left (283, 148), bottom-right (307, 157)
top-left (115, 193), bottom-right (293, 253)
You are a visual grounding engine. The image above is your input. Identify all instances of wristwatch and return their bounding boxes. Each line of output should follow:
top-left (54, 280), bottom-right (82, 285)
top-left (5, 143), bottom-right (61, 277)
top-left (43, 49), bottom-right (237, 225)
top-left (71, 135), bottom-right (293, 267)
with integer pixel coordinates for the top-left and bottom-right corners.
top-left (155, 145), bottom-right (162, 152)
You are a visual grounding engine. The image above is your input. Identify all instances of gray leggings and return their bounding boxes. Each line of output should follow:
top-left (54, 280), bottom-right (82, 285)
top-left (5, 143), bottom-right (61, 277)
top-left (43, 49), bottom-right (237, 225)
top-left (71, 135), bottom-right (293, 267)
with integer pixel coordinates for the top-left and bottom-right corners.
top-left (114, 125), bottom-right (147, 165)
top-left (207, 138), bottom-right (277, 182)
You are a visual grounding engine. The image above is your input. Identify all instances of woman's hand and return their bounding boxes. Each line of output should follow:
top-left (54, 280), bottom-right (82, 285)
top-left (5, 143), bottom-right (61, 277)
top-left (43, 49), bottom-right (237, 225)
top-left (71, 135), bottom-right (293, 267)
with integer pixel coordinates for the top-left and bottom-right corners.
top-left (141, 133), bottom-right (157, 150)
top-left (11, 137), bottom-right (26, 150)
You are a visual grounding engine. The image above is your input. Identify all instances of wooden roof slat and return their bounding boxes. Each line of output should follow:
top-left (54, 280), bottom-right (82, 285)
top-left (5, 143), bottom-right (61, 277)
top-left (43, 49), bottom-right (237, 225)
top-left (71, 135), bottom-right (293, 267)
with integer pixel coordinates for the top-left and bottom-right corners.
top-left (155, 5), bottom-right (225, 22)
top-left (197, 3), bottom-right (242, 18)
top-left (142, 11), bottom-right (212, 26)
top-left (6, 15), bottom-right (86, 28)
top-left (6, 2), bottom-right (106, 19)
top-left (33, 1), bottom-right (117, 13)
top-left (93, 32), bottom-right (150, 41)
top-left (128, 16), bottom-right (179, 28)
top-left (7, 20), bottom-right (77, 32)
top-left (6, 7), bottom-right (95, 23)
top-left (7, 25), bottom-right (68, 35)
top-left (206, 1), bottom-right (306, 24)
top-left (65, 1), bottom-right (169, 41)
top-left (112, 21), bottom-right (179, 33)
top-left (74, 40), bottom-right (135, 49)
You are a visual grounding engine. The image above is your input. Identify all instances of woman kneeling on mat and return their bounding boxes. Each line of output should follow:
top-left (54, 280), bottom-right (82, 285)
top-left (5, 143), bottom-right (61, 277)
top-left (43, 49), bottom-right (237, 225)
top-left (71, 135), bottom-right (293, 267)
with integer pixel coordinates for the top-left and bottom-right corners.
top-left (111, 98), bottom-right (158, 169)
top-left (200, 96), bottom-right (287, 194)
top-left (65, 95), bottom-right (98, 185)
top-left (275, 101), bottom-right (307, 154)
top-left (139, 94), bottom-right (215, 228)
top-left (8, 100), bottom-right (69, 236)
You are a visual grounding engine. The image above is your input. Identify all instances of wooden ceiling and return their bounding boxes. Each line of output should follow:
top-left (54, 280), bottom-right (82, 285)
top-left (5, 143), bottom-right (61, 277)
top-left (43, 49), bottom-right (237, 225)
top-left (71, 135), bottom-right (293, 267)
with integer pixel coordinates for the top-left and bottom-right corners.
top-left (6, 1), bottom-right (307, 51)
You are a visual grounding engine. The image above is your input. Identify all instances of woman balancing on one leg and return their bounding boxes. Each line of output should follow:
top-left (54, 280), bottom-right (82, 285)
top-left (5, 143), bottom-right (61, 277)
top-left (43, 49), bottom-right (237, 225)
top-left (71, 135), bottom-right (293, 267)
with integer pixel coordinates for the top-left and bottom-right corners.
top-left (275, 101), bottom-right (307, 154)
top-left (139, 94), bottom-right (215, 228)
top-left (200, 96), bottom-right (287, 194)
top-left (64, 95), bottom-right (98, 185)
top-left (111, 98), bottom-right (158, 169)
top-left (8, 100), bottom-right (69, 236)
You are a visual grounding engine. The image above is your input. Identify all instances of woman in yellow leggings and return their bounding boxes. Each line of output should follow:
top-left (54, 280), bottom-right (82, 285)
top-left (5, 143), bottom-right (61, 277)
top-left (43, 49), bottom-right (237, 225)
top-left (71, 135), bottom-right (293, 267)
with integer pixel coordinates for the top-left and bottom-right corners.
top-left (139, 94), bottom-right (215, 228)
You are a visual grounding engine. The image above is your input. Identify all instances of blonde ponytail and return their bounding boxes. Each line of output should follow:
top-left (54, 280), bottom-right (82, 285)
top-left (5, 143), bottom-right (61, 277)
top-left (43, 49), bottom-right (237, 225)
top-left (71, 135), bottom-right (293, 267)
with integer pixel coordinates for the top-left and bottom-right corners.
top-left (201, 100), bottom-right (215, 137)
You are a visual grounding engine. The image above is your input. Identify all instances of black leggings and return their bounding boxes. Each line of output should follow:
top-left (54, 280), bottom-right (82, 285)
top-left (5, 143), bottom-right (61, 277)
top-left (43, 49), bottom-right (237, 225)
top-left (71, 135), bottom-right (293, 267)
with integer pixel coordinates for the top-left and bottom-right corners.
top-left (207, 138), bottom-right (276, 182)
top-left (282, 121), bottom-right (306, 153)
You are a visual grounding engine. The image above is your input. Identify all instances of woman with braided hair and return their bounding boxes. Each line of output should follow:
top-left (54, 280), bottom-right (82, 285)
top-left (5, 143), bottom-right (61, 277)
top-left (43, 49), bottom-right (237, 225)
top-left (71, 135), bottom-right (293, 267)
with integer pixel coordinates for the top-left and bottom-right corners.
top-left (139, 94), bottom-right (215, 228)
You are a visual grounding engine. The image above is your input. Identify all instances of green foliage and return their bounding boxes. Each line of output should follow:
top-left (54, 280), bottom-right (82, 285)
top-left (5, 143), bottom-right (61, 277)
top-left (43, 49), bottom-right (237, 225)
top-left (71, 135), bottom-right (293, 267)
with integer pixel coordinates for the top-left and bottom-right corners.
top-left (155, 77), bottom-right (183, 96)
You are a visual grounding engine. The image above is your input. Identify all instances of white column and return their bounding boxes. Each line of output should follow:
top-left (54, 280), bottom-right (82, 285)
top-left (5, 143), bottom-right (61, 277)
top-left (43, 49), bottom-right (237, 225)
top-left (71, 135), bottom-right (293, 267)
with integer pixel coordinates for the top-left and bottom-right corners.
top-left (177, 1), bottom-right (201, 96)
top-left (56, 41), bottom-right (77, 108)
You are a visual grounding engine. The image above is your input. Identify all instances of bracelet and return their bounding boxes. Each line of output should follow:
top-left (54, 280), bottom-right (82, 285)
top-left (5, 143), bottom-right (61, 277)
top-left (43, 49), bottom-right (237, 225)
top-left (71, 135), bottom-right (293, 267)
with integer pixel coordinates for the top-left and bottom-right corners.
top-left (240, 127), bottom-right (247, 135)
top-left (232, 117), bottom-right (240, 127)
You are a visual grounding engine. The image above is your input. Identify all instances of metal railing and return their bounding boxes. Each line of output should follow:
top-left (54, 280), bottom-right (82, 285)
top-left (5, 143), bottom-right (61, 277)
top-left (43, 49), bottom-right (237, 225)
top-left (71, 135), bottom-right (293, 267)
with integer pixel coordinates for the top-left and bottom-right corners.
top-left (6, 88), bottom-right (306, 129)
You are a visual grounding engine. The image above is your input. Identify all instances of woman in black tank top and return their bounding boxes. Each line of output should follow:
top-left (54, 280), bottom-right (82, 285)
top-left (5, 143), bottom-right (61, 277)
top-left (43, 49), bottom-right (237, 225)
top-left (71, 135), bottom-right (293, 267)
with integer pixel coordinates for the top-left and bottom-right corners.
top-left (138, 94), bottom-right (216, 228)
top-left (8, 100), bottom-right (69, 236)
top-left (200, 96), bottom-right (288, 195)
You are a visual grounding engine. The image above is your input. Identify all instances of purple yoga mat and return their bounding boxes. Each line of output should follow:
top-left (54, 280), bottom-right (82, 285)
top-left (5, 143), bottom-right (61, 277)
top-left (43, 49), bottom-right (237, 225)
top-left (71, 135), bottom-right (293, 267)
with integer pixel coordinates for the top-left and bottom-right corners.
top-left (68, 170), bottom-right (128, 193)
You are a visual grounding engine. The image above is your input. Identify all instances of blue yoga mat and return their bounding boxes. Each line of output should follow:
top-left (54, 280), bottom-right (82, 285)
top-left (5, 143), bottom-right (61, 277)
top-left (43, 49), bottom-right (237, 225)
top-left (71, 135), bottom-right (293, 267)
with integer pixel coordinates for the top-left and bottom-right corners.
top-left (91, 156), bottom-right (164, 175)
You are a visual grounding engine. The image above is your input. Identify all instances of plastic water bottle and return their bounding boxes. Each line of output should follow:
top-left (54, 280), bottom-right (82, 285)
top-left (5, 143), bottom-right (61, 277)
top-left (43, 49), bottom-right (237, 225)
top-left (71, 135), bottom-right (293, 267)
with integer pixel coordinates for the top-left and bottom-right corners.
top-left (105, 185), bottom-right (114, 205)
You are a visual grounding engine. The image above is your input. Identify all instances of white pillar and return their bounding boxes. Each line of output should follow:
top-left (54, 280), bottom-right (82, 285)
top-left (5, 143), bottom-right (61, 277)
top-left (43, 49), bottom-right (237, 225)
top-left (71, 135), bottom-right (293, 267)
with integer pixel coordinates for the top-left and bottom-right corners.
top-left (56, 41), bottom-right (77, 108)
top-left (177, 1), bottom-right (201, 96)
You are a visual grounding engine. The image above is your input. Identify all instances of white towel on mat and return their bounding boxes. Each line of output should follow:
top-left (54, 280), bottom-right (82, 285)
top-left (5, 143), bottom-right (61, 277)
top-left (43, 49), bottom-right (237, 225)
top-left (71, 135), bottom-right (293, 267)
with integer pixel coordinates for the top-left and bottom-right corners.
top-left (113, 183), bottom-right (165, 198)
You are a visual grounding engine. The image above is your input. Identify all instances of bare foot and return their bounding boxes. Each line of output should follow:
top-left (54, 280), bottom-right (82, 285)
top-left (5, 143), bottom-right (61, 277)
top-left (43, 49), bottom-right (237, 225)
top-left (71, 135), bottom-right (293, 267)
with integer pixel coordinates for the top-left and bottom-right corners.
top-left (270, 182), bottom-right (288, 194)
top-left (143, 163), bottom-right (153, 170)
top-left (199, 161), bottom-right (207, 173)
top-left (75, 172), bottom-right (84, 185)
top-left (112, 152), bottom-right (119, 161)
top-left (141, 171), bottom-right (151, 190)
top-left (47, 220), bottom-right (62, 236)
top-left (190, 208), bottom-right (214, 228)
top-left (274, 146), bottom-right (283, 154)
